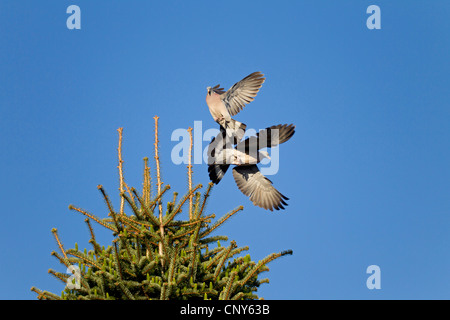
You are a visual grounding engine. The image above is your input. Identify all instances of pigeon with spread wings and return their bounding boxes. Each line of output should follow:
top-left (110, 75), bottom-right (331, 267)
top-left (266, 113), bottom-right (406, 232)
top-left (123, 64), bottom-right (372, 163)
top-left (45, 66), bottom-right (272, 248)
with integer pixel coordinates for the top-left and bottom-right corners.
top-left (206, 72), bottom-right (265, 143)
top-left (207, 124), bottom-right (295, 211)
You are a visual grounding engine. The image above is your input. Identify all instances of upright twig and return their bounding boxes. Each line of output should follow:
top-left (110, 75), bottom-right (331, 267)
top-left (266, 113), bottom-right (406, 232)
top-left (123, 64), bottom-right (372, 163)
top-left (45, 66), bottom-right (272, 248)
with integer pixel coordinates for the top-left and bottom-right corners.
top-left (117, 128), bottom-right (135, 213)
top-left (117, 128), bottom-right (125, 215)
top-left (187, 127), bottom-right (193, 220)
top-left (143, 157), bottom-right (151, 207)
top-left (154, 116), bottom-right (165, 258)
top-left (51, 228), bottom-right (68, 260)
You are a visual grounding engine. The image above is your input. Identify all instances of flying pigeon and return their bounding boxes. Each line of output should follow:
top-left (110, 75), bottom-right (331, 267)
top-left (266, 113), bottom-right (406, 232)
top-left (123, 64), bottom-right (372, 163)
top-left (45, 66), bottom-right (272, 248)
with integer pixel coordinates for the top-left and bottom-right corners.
top-left (207, 124), bottom-right (295, 211)
top-left (206, 72), bottom-right (265, 143)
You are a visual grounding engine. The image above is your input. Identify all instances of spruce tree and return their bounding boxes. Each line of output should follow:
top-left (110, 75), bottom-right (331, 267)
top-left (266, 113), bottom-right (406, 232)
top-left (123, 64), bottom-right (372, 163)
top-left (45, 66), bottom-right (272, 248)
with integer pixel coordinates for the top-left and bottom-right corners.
top-left (31, 117), bottom-right (292, 300)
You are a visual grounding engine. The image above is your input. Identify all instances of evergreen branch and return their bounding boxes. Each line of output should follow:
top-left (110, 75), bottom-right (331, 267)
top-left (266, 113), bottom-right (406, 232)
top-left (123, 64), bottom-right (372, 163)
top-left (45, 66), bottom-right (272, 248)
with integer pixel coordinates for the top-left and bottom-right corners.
top-left (171, 192), bottom-right (178, 208)
top-left (137, 255), bottom-right (150, 269)
top-left (117, 212), bottom-right (155, 231)
top-left (188, 244), bottom-right (199, 281)
top-left (199, 235), bottom-right (229, 246)
top-left (181, 289), bottom-right (218, 298)
top-left (148, 184), bottom-right (171, 212)
top-left (176, 272), bottom-right (188, 286)
top-left (163, 183), bottom-right (203, 226)
top-left (88, 238), bottom-right (103, 258)
top-left (141, 227), bottom-right (163, 243)
top-left (142, 281), bottom-right (161, 296)
top-left (143, 239), bottom-right (155, 260)
top-left (230, 292), bottom-right (245, 300)
top-left (203, 246), bottom-right (224, 259)
top-left (66, 249), bottom-right (102, 270)
top-left (135, 237), bottom-right (142, 262)
top-left (117, 234), bottom-right (137, 271)
top-left (95, 272), bottom-right (108, 297)
top-left (113, 241), bottom-right (124, 281)
top-left (213, 241), bottom-right (237, 281)
top-left (158, 235), bottom-right (170, 267)
top-left (84, 219), bottom-right (96, 242)
top-left (167, 244), bottom-right (180, 285)
top-left (141, 261), bottom-right (157, 275)
top-left (122, 192), bottom-right (143, 220)
top-left (172, 227), bottom-right (195, 241)
top-left (160, 283), bottom-right (169, 300)
top-left (97, 185), bottom-right (122, 232)
top-left (186, 214), bottom-right (205, 281)
top-left (200, 206), bottom-right (243, 239)
top-left (31, 287), bottom-right (61, 300)
top-left (189, 211), bottom-right (204, 246)
top-left (197, 182), bottom-right (214, 220)
top-left (224, 249), bottom-right (251, 274)
top-left (49, 269), bottom-right (90, 292)
top-left (51, 228), bottom-right (68, 260)
top-left (30, 287), bottom-right (45, 299)
top-left (192, 192), bottom-right (201, 220)
top-left (117, 216), bottom-right (142, 236)
top-left (204, 247), bottom-right (226, 271)
top-left (50, 251), bottom-right (72, 268)
top-left (69, 205), bottom-right (117, 233)
top-left (229, 246), bottom-right (250, 259)
top-left (132, 188), bottom-right (161, 226)
top-left (220, 271), bottom-right (237, 300)
top-left (239, 250), bottom-right (293, 288)
top-left (168, 213), bottom-right (215, 228)
top-left (48, 269), bottom-right (69, 284)
top-left (83, 294), bottom-right (105, 300)
top-left (116, 281), bottom-right (136, 300)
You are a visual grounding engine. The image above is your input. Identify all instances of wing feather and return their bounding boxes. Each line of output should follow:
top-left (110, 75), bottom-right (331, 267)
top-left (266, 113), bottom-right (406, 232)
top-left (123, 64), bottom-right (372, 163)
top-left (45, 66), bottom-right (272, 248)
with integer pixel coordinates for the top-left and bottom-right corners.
top-left (235, 123), bottom-right (296, 155)
top-left (232, 165), bottom-right (289, 211)
top-left (221, 72), bottom-right (265, 116)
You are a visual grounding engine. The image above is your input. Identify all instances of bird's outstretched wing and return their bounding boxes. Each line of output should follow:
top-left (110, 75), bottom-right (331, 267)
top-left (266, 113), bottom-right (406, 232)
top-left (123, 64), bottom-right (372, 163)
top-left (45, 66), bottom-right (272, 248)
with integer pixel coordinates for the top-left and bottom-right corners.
top-left (235, 124), bottom-right (295, 155)
top-left (232, 165), bottom-right (288, 211)
top-left (221, 72), bottom-right (265, 116)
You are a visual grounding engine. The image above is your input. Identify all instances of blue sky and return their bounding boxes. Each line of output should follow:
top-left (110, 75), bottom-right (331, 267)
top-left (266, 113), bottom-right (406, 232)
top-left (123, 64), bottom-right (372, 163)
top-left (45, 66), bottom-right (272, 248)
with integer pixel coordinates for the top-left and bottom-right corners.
top-left (0, 1), bottom-right (449, 299)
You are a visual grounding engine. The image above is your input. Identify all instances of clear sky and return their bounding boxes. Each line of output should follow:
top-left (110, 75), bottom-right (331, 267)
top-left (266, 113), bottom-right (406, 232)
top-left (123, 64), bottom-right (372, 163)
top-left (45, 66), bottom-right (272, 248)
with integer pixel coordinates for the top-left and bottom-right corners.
top-left (0, 1), bottom-right (449, 300)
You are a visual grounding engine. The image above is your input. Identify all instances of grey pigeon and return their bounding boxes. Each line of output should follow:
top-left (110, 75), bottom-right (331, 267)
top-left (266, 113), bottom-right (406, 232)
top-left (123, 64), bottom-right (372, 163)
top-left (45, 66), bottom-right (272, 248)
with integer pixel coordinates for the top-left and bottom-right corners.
top-left (206, 72), bottom-right (265, 143)
top-left (207, 124), bottom-right (295, 211)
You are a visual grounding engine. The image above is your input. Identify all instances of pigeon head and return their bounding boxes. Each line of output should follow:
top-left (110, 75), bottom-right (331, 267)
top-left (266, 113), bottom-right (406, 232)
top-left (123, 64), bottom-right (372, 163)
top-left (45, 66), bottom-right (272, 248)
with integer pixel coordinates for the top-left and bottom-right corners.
top-left (207, 84), bottom-right (225, 96)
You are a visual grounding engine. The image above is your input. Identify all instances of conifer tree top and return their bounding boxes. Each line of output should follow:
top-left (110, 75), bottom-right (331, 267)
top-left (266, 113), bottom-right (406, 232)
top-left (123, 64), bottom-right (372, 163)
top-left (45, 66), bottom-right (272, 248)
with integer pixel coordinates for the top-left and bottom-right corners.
top-left (31, 117), bottom-right (292, 300)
